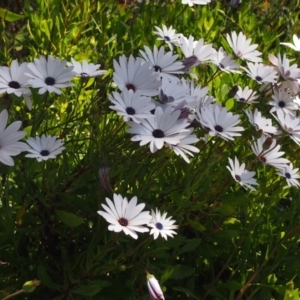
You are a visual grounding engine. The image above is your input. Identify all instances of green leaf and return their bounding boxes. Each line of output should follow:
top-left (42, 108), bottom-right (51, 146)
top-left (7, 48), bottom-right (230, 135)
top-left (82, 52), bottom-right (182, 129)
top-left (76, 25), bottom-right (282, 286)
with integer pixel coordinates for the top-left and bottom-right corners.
top-left (173, 286), bottom-right (199, 300)
top-left (0, 8), bottom-right (25, 22)
top-left (73, 280), bottom-right (111, 296)
top-left (179, 239), bottom-right (201, 254)
top-left (37, 266), bottom-right (61, 290)
top-left (55, 210), bottom-right (84, 227)
top-left (188, 219), bottom-right (206, 232)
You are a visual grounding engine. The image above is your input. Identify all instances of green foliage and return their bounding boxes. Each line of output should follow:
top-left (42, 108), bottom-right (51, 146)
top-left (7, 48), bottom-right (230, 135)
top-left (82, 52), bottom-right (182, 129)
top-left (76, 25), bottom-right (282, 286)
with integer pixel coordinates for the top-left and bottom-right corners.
top-left (1, 0), bottom-right (300, 299)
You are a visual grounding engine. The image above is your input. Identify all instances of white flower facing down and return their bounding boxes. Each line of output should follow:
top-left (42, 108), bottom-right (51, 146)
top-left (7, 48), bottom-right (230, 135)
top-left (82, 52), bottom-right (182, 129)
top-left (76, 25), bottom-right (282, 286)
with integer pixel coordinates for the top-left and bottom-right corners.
top-left (226, 31), bottom-right (262, 62)
top-left (113, 55), bottom-right (161, 96)
top-left (109, 89), bottom-right (156, 123)
top-left (127, 106), bottom-right (191, 153)
top-left (25, 134), bottom-right (65, 162)
top-left (97, 194), bottom-right (151, 239)
top-left (251, 134), bottom-right (290, 169)
top-left (26, 55), bottom-right (75, 95)
top-left (198, 104), bottom-right (244, 141)
top-left (234, 86), bottom-right (259, 104)
top-left (244, 108), bottom-right (277, 135)
top-left (227, 157), bottom-right (258, 191)
top-left (148, 208), bottom-right (178, 240)
top-left (277, 163), bottom-right (300, 188)
top-left (0, 109), bottom-right (29, 166)
top-left (67, 58), bottom-right (107, 77)
top-left (139, 46), bottom-right (184, 78)
top-left (0, 60), bottom-right (33, 109)
top-left (181, 0), bottom-right (211, 6)
top-left (241, 62), bottom-right (278, 84)
top-left (212, 47), bottom-right (241, 73)
top-left (153, 24), bottom-right (182, 52)
top-left (280, 34), bottom-right (300, 52)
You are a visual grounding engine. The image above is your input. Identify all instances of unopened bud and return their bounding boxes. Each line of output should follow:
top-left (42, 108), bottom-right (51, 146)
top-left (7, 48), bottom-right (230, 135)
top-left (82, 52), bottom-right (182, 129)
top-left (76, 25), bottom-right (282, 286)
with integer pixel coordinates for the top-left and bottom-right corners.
top-left (99, 163), bottom-right (113, 194)
top-left (146, 271), bottom-right (165, 300)
top-left (22, 279), bottom-right (40, 293)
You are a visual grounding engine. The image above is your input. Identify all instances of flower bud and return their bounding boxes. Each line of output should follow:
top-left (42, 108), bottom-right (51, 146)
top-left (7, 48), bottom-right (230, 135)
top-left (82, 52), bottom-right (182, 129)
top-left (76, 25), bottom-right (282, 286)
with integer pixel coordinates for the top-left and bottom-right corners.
top-left (146, 271), bottom-right (165, 300)
top-left (22, 279), bottom-right (40, 293)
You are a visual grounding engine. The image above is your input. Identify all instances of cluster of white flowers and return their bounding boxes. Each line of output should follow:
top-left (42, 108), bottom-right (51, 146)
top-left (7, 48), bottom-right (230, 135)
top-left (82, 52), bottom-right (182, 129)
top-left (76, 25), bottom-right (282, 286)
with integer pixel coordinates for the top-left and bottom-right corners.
top-left (0, 57), bottom-right (107, 166)
top-left (97, 193), bottom-right (178, 240)
top-left (107, 24), bottom-right (300, 189)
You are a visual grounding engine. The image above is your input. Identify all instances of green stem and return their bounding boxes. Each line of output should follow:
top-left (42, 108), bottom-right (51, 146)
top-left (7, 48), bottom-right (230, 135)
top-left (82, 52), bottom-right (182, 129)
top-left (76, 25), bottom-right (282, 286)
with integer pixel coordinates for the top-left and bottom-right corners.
top-left (2, 290), bottom-right (23, 300)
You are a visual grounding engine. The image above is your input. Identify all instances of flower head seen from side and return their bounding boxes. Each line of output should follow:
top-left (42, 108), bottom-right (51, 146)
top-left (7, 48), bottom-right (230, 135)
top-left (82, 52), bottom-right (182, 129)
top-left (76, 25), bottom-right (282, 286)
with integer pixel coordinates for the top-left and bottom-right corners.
top-left (148, 208), bottom-right (178, 240)
top-left (25, 134), bottom-right (65, 162)
top-left (268, 89), bottom-right (298, 116)
top-left (244, 108), bottom-right (277, 135)
top-left (212, 47), bottom-right (241, 73)
top-left (139, 46), bottom-right (184, 79)
top-left (233, 86), bottom-right (259, 104)
top-left (26, 55), bottom-right (75, 95)
top-left (277, 163), bottom-right (300, 188)
top-left (226, 31), bottom-right (262, 62)
top-left (127, 106), bottom-right (191, 153)
top-left (153, 24), bottom-right (181, 51)
top-left (146, 271), bottom-right (165, 300)
top-left (0, 60), bottom-right (32, 110)
top-left (181, 0), bottom-right (211, 6)
top-left (109, 89), bottom-right (156, 123)
top-left (241, 62), bottom-right (278, 84)
top-left (198, 104), bottom-right (244, 141)
top-left (0, 109), bottom-right (29, 166)
top-left (113, 55), bottom-right (161, 96)
top-left (251, 134), bottom-right (290, 169)
top-left (97, 194), bottom-right (151, 239)
top-left (67, 58), bottom-right (107, 77)
top-left (280, 34), bottom-right (300, 52)
top-left (227, 157), bottom-right (258, 191)
top-left (268, 54), bottom-right (300, 82)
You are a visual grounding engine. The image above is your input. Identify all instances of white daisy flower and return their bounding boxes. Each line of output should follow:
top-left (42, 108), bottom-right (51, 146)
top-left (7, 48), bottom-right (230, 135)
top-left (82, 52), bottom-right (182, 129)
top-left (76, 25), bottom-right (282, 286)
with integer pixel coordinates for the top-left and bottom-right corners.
top-left (272, 110), bottom-right (300, 145)
top-left (25, 134), bottom-right (65, 162)
top-left (139, 46), bottom-right (184, 79)
top-left (26, 55), bottom-right (75, 95)
top-left (198, 104), bottom-right (244, 141)
top-left (0, 60), bottom-right (32, 110)
top-left (97, 193), bottom-right (151, 239)
top-left (280, 34), bottom-right (300, 52)
top-left (179, 35), bottom-right (216, 69)
top-left (127, 106), bottom-right (190, 153)
top-left (159, 77), bottom-right (190, 107)
top-left (109, 89), bottom-right (156, 123)
top-left (251, 134), bottom-right (290, 169)
top-left (241, 62), bottom-right (278, 84)
top-left (148, 208), bottom-right (178, 240)
top-left (146, 272), bottom-right (165, 300)
top-left (212, 47), bottom-right (241, 73)
top-left (244, 108), bottom-right (277, 135)
top-left (268, 54), bottom-right (300, 82)
top-left (277, 163), bottom-right (300, 188)
top-left (227, 157), bottom-right (258, 191)
top-left (226, 31), bottom-right (262, 62)
top-left (67, 58), bottom-right (107, 77)
top-left (234, 86), bottom-right (259, 103)
top-left (268, 89), bottom-right (298, 116)
top-left (0, 109), bottom-right (29, 166)
top-left (153, 24), bottom-right (182, 51)
top-left (169, 130), bottom-right (200, 163)
top-left (181, 0), bottom-right (211, 6)
top-left (113, 55), bottom-right (161, 96)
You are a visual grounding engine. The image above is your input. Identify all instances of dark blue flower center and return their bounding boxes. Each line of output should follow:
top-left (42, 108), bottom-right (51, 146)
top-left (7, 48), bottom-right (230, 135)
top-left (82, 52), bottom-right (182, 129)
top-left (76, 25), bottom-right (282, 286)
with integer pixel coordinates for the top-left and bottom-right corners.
top-left (255, 76), bottom-right (262, 82)
top-left (235, 175), bottom-right (241, 182)
top-left (126, 107), bottom-right (136, 115)
top-left (239, 97), bottom-right (245, 102)
top-left (118, 218), bottom-right (128, 226)
top-left (40, 150), bottom-right (50, 156)
top-left (152, 129), bottom-right (165, 138)
top-left (154, 65), bottom-right (161, 72)
top-left (215, 125), bottom-right (223, 132)
top-left (278, 101), bottom-right (285, 108)
top-left (219, 63), bottom-right (225, 69)
top-left (155, 222), bottom-right (163, 230)
top-left (45, 77), bottom-right (56, 85)
top-left (285, 172), bottom-right (291, 179)
top-left (80, 72), bottom-right (89, 77)
top-left (126, 83), bottom-right (136, 92)
top-left (8, 81), bottom-right (21, 89)
top-left (164, 36), bottom-right (171, 41)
